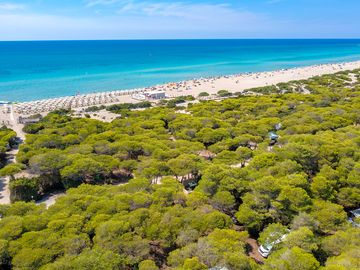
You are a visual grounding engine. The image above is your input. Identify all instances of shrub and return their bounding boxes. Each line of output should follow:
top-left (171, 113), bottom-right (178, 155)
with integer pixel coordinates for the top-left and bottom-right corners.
top-left (217, 90), bottom-right (232, 97)
top-left (198, 92), bottom-right (210, 97)
top-left (9, 178), bottom-right (40, 202)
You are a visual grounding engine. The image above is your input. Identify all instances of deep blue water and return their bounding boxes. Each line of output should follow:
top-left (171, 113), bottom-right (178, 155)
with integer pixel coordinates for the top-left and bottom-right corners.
top-left (1, 39), bottom-right (360, 102)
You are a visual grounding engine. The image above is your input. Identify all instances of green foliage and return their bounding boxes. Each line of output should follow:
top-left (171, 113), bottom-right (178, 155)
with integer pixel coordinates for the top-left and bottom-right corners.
top-left (282, 227), bottom-right (318, 252)
top-left (262, 247), bottom-right (320, 270)
top-left (42, 249), bottom-right (126, 270)
top-left (9, 177), bottom-right (40, 202)
top-left (248, 85), bottom-right (279, 94)
top-left (12, 248), bottom-right (54, 270)
top-left (84, 105), bottom-right (106, 112)
top-left (0, 181), bottom-right (240, 269)
top-left (321, 228), bottom-right (360, 257)
top-left (0, 163), bottom-right (25, 178)
top-left (258, 223), bottom-right (288, 246)
top-left (3, 70), bottom-right (360, 268)
top-left (0, 127), bottom-right (17, 168)
top-left (107, 101), bottom-right (152, 114)
top-left (217, 90), bottom-right (232, 97)
top-left (211, 190), bottom-right (235, 212)
top-left (310, 200), bottom-right (347, 234)
top-left (182, 257), bottom-right (207, 270)
top-left (168, 229), bottom-right (250, 268)
top-left (160, 95), bottom-right (195, 108)
top-left (322, 249), bottom-right (360, 270)
top-left (0, 240), bottom-right (10, 267)
top-left (139, 260), bottom-right (159, 270)
top-left (0, 216), bottom-right (23, 240)
top-left (23, 122), bottom-right (45, 134)
top-left (198, 92), bottom-right (210, 97)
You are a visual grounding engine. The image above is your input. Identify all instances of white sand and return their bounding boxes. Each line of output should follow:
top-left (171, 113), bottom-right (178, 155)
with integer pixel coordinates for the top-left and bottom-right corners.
top-left (10, 60), bottom-right (360, 116)
top-left (0, 176), bottom-right (10, 204)
top-left (36, 192), bottom-right (65, 208)
top-left (0, 60), bottom-right (359, 132)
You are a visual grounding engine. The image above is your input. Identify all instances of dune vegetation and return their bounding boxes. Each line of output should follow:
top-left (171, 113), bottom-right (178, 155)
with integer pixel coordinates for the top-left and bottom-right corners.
top-left (0, 127), bottom-right (17, 169)
top-left (0, 70), bottom-right (360, 269)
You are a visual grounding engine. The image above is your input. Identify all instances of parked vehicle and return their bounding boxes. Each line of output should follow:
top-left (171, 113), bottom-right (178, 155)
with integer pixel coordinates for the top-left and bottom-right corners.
top-left (258, 234), bottom-right (287, 258)
top-left (348, 208), bottom-right (360, 227)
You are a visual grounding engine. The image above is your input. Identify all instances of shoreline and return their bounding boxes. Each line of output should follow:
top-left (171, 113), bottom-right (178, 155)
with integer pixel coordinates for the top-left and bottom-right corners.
top-left (5, 60), bottom-right (360, 115)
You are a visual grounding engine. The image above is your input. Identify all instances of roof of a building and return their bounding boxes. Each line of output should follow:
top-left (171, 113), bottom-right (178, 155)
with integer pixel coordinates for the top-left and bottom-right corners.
top-left (147, 90), bottom-right (166, 95)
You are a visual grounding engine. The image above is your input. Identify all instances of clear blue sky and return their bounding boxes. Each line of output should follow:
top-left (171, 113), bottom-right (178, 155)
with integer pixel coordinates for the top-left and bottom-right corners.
top-left (1, 0), bottom-right (360, 40)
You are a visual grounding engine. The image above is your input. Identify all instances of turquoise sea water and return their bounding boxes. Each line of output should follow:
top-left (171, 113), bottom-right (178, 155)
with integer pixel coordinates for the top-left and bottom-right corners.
top-left (1, 39), bottom-right (360, 102)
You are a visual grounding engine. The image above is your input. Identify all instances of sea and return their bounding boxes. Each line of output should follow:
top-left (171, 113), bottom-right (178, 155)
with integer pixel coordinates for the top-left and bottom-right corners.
top-left (1, 39), bottom-right (360, 102)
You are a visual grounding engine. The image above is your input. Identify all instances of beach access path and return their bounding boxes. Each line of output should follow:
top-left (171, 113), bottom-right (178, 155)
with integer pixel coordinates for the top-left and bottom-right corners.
top-left (0, 148), bottom-right (18, 204)
top-left (0, 105), bottom-right (26, 204)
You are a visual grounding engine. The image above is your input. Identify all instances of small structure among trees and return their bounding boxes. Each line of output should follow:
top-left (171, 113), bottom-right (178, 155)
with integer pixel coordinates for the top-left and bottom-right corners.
top-left (18, 115), bottom-right (42, 124)
top-left (145, 91), bottom-right (166, 100)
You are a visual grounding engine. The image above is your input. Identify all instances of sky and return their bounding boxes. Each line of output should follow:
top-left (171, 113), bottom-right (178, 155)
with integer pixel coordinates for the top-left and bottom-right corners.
top-left (0, 0), bottom-right (360, 40)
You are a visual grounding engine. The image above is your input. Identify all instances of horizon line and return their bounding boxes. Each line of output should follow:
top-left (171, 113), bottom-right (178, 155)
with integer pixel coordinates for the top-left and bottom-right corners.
top-left (1, 38), bottom-right (360, 42)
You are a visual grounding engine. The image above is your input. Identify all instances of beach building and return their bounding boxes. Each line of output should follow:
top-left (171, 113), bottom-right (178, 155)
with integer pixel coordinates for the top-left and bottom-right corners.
top-left (145, 91), bottom-right (166, 100)
top-left (18, 116), bottom-right (41, 124)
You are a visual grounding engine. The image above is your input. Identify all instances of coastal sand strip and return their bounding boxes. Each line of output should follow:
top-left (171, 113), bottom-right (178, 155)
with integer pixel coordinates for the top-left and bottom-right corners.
top-left (11, 60), bottom-right (360, 115)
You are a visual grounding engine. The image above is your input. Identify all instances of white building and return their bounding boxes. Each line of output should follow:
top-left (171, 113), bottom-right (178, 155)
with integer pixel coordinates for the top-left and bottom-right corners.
top-left (18, 116), bottom-right (41, 124)
top-left (146, 91), bottom-right (166, 100)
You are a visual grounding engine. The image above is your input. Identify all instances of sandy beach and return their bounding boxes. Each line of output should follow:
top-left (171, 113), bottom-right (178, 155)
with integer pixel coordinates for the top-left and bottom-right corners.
top-left (0, 60), bottom-right (359, 127)
top-left (8, 60), bottom-right (360, 115)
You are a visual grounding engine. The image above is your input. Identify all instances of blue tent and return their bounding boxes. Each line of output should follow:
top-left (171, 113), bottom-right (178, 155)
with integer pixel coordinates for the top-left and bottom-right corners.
top-left (269, 132), bottom-right (279, 140)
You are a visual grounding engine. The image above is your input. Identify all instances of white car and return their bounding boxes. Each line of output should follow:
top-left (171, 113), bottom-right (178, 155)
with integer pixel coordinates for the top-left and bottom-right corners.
top-left (258, 234), bottom-right (288, 258)
top-left (258, 243), bottom-right (273, 258)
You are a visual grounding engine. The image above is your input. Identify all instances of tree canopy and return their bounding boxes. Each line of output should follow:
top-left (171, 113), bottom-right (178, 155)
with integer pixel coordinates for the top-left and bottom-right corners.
top-left (1, 69), bottom-right (360, 269)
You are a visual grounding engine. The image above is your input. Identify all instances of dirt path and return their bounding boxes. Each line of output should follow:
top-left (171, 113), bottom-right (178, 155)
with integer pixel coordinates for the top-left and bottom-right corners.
top-left (0, 105), bottom-right (24, 205)
top-left (9, 105), bottom-right (26, 141)
top-left (246, 238), bottom-right (264, 264)
top-left (36, 192), bottom-right (66, 208)
top-left (0, 148), bottom-right (19, 204)
top-left (0, 175), bottom-right (10, 204)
